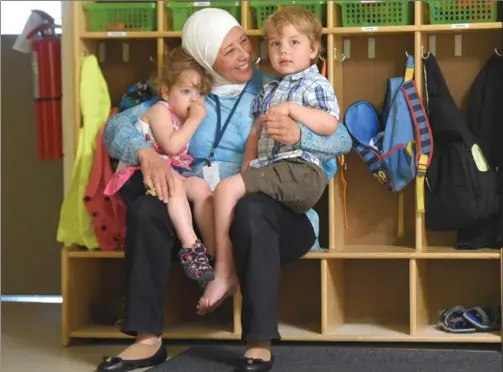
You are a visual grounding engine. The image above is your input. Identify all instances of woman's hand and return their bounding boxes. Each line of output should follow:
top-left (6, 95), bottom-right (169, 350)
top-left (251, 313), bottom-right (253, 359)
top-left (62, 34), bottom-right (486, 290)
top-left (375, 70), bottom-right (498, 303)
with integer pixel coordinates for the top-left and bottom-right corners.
top-left (259, 112), bottom-right (301, 145)
top-left (138, 147), bottom-right (178, 202)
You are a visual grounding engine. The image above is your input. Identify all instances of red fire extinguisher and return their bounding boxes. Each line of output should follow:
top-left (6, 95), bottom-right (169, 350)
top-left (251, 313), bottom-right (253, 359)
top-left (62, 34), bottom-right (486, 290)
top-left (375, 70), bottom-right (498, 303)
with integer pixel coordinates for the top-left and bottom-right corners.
top-left (26, 21), bottom-right (63, 160)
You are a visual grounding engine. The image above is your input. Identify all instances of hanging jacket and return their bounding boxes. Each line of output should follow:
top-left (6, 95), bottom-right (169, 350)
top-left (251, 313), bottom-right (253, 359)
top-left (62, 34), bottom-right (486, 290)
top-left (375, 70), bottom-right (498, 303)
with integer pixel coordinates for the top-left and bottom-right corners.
top-left (84, 118), bottom-right (126, 251)
top-left (57, 54), bottom-right (111, 249)
top-left (459, 53), bottom-right (503, 249)
top-left (422, 54), bottom-right (499, 244)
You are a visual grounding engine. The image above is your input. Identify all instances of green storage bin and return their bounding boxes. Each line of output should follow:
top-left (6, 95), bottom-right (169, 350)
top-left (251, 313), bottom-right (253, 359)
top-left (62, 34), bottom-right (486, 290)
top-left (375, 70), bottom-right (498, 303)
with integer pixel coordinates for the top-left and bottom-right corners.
top-left (250, 1), bottom-right (327, 29)
top-left (83, 2), bottom-right (157, 32)
top-left (426, 1), bottom-right (497, 25)
top-left (165, 1), bottom-right (241, 31)
top-left (337, 0), bottom-right (412, 27)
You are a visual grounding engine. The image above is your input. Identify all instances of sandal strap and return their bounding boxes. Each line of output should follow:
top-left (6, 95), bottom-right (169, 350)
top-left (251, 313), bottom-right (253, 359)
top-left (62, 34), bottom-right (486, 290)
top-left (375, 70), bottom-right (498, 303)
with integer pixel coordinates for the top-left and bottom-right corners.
top-left (438, 306), bottom-right (476, 333)
top-left (463, 305), bottom-right (501, 331)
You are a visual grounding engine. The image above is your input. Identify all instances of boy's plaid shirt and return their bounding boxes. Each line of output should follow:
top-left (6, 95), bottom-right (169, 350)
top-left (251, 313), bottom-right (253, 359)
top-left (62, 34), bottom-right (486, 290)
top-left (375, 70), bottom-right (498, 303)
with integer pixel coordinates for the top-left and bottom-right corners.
top-left (250, 64), bottom-right (340, 168)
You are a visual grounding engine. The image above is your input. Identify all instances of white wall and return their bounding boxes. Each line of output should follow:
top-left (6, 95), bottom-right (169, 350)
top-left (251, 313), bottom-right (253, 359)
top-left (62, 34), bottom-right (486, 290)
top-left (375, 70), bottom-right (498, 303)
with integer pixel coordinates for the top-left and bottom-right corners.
top-left (1, 1), bottom-right (62, 35)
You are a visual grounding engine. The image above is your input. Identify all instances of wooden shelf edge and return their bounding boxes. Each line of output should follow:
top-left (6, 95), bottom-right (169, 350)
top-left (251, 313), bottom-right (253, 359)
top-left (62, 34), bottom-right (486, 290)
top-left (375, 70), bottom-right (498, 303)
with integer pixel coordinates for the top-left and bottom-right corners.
top-left (68, 323), bottom-right (500, 343)
top-left (70, 324), bottom-right (238, 340)
top-left (63, 245), bottom-right (500, 260)
top-left (77, 23), bottom-right (502, 40)
top-left (418, 22), bottom-right (502, 33)
top-left (80, 31), bottom-right (166, 39)
top-left (331, 25), bottom-right (417, 35)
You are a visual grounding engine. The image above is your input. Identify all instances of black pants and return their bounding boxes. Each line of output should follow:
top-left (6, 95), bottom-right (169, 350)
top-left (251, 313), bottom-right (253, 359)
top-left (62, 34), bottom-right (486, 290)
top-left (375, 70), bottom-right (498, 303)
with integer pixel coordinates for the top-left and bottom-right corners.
top-left (119, 171), bottom-right (315, 341)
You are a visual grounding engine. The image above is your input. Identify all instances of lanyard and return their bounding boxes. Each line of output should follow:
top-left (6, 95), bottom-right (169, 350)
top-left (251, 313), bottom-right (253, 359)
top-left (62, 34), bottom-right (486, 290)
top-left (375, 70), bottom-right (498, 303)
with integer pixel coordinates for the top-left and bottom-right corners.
top-left (206, 82), bottom-right (249, 165)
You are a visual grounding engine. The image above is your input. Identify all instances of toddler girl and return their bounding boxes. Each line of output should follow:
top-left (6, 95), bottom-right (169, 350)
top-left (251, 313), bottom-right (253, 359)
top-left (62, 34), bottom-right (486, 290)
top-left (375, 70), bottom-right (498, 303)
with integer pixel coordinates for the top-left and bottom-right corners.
top-left (104, 48), bottom-right (216, 283)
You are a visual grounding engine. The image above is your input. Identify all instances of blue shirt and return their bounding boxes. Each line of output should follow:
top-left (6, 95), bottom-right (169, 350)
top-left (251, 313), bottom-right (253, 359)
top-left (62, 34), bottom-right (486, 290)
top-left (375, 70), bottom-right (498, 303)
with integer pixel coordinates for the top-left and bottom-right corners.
top-left (103, 67), bottom-right (352, 251)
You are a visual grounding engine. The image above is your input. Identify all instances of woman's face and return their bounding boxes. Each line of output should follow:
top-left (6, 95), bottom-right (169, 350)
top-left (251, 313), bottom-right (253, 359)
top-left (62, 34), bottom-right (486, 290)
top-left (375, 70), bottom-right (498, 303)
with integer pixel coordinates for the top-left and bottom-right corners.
top-left (213, 26), bottom-right (253, 84)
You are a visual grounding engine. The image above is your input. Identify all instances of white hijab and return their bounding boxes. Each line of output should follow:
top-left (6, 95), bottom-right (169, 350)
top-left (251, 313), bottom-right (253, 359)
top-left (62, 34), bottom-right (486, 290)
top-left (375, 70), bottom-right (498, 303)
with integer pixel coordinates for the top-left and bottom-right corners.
top-left (182, 8), bottom-right (247, 97)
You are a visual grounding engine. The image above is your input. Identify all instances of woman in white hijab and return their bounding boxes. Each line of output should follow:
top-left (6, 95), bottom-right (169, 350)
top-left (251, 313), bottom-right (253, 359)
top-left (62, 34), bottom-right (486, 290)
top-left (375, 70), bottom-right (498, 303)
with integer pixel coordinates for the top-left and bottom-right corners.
top-left (98, 7), bottom-right (349, 372)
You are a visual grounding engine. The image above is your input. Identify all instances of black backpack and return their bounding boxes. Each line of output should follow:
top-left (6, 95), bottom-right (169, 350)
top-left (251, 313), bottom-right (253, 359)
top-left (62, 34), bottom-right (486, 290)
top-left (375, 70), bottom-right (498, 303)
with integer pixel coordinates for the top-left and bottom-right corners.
top-left (460, 52), bottom-right (503, 249)
top-left (422, 54), bottom-right (499, 237)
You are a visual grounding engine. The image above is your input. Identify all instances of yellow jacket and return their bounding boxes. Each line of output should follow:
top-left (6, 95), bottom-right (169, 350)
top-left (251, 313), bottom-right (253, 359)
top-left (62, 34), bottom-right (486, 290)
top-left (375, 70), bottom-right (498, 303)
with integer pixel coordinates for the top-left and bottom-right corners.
top-left (57, 54), bottom-right (111, 249)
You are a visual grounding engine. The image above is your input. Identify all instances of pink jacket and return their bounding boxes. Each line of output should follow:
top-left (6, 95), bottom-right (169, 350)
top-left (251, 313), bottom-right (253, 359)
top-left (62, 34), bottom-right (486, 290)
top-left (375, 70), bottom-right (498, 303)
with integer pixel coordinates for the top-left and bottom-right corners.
top-left (84, 112), bottom-right (126, 251)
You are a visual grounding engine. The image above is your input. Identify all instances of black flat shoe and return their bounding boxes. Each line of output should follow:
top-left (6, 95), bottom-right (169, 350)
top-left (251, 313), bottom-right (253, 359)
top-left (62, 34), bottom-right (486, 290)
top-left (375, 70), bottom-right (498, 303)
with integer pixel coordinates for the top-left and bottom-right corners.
top-left (237, 355), bottom-right (275, 372)
top-left (96, 344), bottom-right (167, 372)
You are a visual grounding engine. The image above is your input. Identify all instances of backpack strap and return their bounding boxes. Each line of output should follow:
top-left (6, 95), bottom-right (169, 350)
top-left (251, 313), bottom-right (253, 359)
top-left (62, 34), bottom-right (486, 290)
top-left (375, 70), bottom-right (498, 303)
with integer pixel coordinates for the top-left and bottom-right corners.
top-left (353, 143), bottom-right (391, 187)
top-left (402, 77), bottom-right (433, 215)
top-left (395, 54), bottom-right (416, 239)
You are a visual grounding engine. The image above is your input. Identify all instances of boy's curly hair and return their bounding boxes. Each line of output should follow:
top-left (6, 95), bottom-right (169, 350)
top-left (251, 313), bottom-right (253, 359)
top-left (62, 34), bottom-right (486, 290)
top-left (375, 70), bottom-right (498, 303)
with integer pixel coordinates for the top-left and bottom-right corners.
top-left (154, 47), bottom-right (213, 95)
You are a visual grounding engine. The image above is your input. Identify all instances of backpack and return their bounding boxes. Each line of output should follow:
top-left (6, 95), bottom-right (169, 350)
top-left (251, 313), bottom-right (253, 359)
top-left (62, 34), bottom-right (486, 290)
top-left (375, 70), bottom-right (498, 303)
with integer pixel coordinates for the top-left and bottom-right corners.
top-left (118, 79), bottom-right (155, 112)
top-left (422, 54), bottom-right (499, 234)
top-left (458, 52), bottom-right (503, 248)
top-left (343, 54), bottom-right (433, 236)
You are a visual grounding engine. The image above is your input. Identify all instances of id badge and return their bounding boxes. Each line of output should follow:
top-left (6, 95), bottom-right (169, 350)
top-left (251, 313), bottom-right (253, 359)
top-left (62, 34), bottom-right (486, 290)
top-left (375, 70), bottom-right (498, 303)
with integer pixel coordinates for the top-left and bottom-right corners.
top-left (202, 162), bottom-right (220, 191)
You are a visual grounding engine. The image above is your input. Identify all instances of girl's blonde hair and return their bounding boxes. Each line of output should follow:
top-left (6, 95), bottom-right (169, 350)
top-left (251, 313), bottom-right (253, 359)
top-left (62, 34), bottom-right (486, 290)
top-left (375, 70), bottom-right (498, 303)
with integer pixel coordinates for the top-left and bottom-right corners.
top-left (153, 47), bottom-right (213, 95)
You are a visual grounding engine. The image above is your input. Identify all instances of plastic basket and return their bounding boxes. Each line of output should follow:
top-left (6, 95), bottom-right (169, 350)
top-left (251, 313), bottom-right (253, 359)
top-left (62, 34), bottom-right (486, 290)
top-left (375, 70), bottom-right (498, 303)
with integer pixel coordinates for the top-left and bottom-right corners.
top-left (165, 1), bottom-right (241, 31)
top-left (426, 1), bottom-right (497, 25)
top-left (337, 0), bottom-right (412, 27)
top-left (250, 1), bottom-right (327, 29)
top-left (83, 2), bottom-right (157, 32)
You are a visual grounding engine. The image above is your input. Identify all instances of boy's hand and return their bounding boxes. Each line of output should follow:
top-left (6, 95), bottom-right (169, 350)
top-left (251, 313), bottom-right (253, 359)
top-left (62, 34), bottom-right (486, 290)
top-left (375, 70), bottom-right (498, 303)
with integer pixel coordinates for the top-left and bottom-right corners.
top-left (267, 102), bottom-right (291, 117)
top-left (189, 101), bottom-right (207, 121)
top-left (259, 112), bottom-right (301, 145)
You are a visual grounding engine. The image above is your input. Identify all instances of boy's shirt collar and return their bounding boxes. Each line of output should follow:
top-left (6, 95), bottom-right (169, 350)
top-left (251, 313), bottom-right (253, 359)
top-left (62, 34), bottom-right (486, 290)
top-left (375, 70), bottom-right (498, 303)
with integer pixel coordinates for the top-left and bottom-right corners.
top-left (264, 64), bottom-right (319, 89)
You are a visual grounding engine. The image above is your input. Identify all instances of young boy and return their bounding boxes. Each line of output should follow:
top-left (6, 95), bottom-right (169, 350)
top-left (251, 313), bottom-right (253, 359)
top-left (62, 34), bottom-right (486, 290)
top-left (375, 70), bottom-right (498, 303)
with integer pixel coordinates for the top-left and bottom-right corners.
top-left (198, 6), bottom-right (340, 313)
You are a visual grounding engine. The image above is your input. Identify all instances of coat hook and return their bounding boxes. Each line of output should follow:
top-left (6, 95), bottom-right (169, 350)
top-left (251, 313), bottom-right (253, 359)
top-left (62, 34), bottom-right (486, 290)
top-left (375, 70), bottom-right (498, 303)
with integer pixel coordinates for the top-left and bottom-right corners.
top-left (421, 45), bottom-right (431, 59)
top-left (149, 56), bottom-right (157, 64)
top-left (334, 48), bottom-right (346, 63)
top-left (495, 48), bottom-right (503, 57)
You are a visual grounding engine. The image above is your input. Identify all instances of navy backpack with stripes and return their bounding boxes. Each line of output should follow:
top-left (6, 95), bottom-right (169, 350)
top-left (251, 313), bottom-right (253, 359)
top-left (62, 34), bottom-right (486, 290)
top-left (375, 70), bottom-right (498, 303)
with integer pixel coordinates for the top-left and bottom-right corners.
top-left (342, 54), bottom-right (433, 232)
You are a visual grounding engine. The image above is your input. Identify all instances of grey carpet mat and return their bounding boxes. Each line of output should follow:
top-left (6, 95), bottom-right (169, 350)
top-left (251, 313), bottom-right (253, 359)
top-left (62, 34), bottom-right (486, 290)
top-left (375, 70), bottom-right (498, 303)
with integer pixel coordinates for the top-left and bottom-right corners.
top-left (149, 344), bottom-right (502, 372)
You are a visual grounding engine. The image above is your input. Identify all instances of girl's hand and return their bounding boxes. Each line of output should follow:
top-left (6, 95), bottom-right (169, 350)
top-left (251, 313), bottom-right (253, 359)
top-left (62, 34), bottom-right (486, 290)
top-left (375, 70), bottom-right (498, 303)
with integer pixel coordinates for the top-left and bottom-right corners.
top-left (189, 101), bottom-right (207, 122)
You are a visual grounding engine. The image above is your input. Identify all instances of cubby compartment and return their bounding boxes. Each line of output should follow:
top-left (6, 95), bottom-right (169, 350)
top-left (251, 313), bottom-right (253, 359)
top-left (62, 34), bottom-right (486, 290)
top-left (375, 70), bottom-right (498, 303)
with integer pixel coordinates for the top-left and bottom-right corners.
top-left (277, 260), bottom-right (322, 338)
top-left (162, 264), bottom-right (235, 337)
top-left (422, 30), bottom-right (502, 250)
top-left (341, 34), bottom-right (416, 250)
top-left (323, 259), bottom-right (410, 339)
top-left (63, 255), bottom-right (235, 340)
top-left (412, 259), bottom-right (501, 341)
top-left (93, 39), bottom-right (158, 106)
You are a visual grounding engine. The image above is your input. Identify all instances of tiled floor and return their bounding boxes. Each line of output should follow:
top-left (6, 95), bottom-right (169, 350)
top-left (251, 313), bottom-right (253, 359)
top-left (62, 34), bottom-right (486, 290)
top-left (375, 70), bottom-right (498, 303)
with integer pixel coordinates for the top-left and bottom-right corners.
top-left (1, 302), bottom-right (189, 372)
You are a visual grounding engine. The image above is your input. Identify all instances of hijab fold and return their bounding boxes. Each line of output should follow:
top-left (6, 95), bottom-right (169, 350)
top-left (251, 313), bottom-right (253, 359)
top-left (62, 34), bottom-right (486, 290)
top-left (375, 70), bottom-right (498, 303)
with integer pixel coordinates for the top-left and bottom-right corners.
top-left (182, 8), bottom-right (247, 97)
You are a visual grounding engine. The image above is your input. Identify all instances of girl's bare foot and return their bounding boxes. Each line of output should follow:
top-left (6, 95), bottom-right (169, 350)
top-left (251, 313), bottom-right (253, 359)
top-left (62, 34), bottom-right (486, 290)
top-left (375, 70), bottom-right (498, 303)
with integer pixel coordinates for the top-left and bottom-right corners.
top-left (196, 273), bottom-right (238, 315)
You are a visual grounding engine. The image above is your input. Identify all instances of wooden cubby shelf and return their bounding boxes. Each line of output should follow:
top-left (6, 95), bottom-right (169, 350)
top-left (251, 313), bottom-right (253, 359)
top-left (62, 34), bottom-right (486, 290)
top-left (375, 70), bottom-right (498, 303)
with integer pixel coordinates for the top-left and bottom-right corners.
top-left (62, 1), bottom-right (503, 346)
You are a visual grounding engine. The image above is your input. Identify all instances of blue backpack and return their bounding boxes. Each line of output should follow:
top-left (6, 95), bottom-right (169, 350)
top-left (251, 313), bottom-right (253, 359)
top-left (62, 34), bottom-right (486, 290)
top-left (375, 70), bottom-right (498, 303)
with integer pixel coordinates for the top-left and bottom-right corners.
top-left (118, 79), bottom-right (156, 112)
top-left (343, 54), bottom-right (433, 236)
